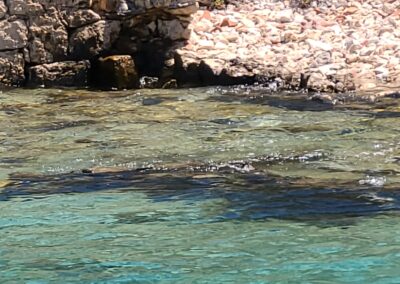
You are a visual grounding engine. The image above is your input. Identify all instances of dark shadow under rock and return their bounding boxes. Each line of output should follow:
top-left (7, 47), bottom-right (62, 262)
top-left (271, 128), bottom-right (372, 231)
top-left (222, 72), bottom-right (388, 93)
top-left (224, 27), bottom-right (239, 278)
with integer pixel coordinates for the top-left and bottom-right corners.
top-left (90, 55), bottom-right (139, 90)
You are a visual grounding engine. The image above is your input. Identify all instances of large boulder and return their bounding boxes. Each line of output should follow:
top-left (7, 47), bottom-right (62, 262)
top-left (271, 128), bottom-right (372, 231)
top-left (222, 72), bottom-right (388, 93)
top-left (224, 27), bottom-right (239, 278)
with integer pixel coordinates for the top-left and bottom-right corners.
top-left (0, 1), bottom-right (7, 19)
top-left (0, 19), bottom-right (28, 51)
top-left (69, 20), bottom-right (121, 59)
top-left (0, 51), bottom-right (25, 86)
top-left (27, 60), bottom-right (91, 87)
top-left (92, 55), bottom-right (139, 89)
top-left (27, 7), bottom-right (68, 64)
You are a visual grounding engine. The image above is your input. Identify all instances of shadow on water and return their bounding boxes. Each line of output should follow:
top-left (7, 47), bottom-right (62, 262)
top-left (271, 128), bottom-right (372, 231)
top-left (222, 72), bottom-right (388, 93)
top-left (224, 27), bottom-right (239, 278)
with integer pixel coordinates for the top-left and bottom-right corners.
top-left (209, 93), bottom-right (335, 112)
top-left (3, 169), bottom-right (400, 227)
top-left (209, 90), bottom-right (400, 114)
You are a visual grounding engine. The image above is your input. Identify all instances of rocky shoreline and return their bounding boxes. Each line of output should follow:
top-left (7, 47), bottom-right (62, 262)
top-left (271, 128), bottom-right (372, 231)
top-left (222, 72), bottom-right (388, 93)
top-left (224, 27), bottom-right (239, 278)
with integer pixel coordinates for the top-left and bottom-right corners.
top-left (0, 0), bottom-right (400, 96)
top-left (177, 0), bottom-right (400, 95)
top-left (0, 0), bottom-right (197, 88)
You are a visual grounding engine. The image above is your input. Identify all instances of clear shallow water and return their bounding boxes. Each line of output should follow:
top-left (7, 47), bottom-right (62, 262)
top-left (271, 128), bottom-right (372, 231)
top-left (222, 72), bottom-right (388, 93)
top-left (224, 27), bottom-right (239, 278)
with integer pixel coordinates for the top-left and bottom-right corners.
top-left (2, 87), bottom-right (400, 283)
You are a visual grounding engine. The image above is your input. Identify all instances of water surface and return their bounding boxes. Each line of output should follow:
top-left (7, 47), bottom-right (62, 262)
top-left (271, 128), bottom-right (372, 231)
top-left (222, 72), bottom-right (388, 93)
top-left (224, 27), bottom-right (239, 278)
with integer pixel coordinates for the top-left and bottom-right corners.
top-left (1, 87), bottom-right (400, 283)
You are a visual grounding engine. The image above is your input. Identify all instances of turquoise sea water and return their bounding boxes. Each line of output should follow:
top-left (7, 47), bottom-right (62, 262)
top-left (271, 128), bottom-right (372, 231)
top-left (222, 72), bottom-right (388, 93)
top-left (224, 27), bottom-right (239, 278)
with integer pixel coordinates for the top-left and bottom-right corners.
top-left (2, 87), bottom-right (400, 283)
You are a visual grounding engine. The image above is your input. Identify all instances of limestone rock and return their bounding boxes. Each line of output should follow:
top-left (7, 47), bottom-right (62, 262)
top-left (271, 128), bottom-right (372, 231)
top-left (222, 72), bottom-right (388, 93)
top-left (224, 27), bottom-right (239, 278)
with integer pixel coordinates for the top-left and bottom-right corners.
top-left (69, 20), bottom-right (121, 59)
top-left (93, 55), bottom-right (139, 89)
top-left (0, 0), bottom-right (7, 19)
top-left (158, 19), bottom-right (190, 40)
top-left (0, 51), bottom-right (25, 86)
top-left (0, 19), bottom-right (28, 51)
top-left (28, 60), bottom-right (91, 87)
top-left (168, 3), bottom-right (197, 16)
top-left (27, 8), bottom-right (68, 64)
top-left (51, 0), bottom-right (93, 8)
top-left (272, 9), bottom-right (294, 23)
top-left (65, 9), bottom-right (101, 28)
top-left (6, 0), bottom-right (44, 16)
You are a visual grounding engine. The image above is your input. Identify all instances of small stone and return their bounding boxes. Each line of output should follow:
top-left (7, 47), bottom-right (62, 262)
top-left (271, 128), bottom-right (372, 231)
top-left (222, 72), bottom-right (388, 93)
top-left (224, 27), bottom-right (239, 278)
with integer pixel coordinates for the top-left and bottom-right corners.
top-left (306, 39), bottom-right (333, 51)
top-left (139, 76), bottom-right (159, 88)
top-left (273, 9), bottom-right (293, 23)
top-left (220, 17), bottom-right (238, 27)
top-left (197, 39), bottom-right (214, 49)
top-left (375, 66), bottom-right (389, 80)
top-left (162, 79), bottom-right (178, 89)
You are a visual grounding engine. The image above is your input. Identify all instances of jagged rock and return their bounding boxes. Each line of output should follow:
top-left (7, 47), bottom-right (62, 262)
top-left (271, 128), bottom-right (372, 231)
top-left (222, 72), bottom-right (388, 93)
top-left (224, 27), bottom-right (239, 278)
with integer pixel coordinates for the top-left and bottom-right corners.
top-left (27, 8), bottom-right (68, 64)
top-left (0, 19), bottom-right (28, 51)
top-left (93, 55), bottom-right (139, 89)
top-left (0, 51), bottom-right (25, 86)
top-left (158, 19), bottom-right (191, 40)
top-left (27, 60), bottom-right (91, 87)
top-left (52, 0), bottom-right (93, 8)
top-left (65, 9), bottom-right (101, 28)
top-left (0, 0), bottom-right (7, 19)
top-left (6, 0), bottom-right (44, 16)
top-left (96, 0), bottom-right (116, 12)
top-left (69, 20), bottom-right (121, 59)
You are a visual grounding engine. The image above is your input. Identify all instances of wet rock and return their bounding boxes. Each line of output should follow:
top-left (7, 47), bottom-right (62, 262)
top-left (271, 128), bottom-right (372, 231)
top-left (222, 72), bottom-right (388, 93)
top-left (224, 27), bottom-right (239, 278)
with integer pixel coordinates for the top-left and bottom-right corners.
top-left (93, 55), bottom-right (139, 89)
top-left (0, 19), bottom-right (28, 51)
top-left (139, 76), bottom-right (159, 88)
top-left (309, 93), bottom-right (337, 105)
top-left (162, 79), bottom-right (178, 89)
top-left (142, 97), bottom-right (163, 106)
top-left (69, 20), bottom-right (121, 59)
top-left (0, 51), bottom-right (25, 86)
top-left (27, 60), bottom-right (91, 87)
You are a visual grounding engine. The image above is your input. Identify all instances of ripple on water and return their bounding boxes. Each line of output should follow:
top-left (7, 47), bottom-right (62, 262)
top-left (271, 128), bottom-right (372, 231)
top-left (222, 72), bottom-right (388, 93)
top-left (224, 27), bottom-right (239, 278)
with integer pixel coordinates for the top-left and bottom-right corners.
top-left (2, 87), bottom-right (400, 282)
